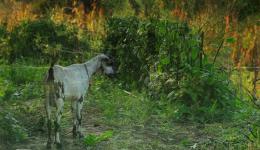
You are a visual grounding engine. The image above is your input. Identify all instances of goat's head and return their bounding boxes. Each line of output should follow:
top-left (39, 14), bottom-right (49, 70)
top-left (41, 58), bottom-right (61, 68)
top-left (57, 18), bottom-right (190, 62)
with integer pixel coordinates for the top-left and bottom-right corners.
top-left (99, 54), bottom-right (116, 77)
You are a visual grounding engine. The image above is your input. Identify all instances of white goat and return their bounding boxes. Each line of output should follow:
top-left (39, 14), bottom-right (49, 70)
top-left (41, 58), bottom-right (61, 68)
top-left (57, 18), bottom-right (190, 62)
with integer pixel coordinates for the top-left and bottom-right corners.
top-left (44, 54), bottom-right (115, 148)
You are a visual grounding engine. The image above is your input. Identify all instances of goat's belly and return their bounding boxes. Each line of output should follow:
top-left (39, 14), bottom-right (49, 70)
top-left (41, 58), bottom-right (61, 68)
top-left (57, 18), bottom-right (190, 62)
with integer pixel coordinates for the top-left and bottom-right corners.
top-left (65, 95), bottom-right (81, 100)
top-left (64, 84), bottom-right (88, 100)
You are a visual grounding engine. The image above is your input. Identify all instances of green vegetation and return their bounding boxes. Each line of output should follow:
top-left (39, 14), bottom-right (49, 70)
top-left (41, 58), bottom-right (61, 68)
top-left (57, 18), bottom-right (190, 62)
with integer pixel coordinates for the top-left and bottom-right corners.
top-left (0, 19), bottom-right (90, 64)
top-left (0, 111), bottom-right (28, 144)
top-left (105, 17), bottom-right (238, 122)
top-left (0, 0), bottom-right (259, 149)
top-left (0, 67), bottom-right (259, 149)
top-left (84, 130), bottom-right (113, 146)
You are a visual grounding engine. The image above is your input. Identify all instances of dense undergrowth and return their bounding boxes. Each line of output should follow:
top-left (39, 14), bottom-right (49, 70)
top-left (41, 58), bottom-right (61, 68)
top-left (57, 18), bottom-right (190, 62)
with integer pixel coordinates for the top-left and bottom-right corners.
top-left (104, 17), bottom-right (239, 123)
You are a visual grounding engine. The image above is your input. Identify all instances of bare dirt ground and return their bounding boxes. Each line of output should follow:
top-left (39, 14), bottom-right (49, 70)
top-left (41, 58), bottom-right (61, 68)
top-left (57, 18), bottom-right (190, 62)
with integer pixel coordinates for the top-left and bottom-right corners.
top-left (1, 78), bottom-right (252, 150)
top-left (8, 103), bottom-right (246, 150)
top-left (8, 107), bottom-right (187, 150)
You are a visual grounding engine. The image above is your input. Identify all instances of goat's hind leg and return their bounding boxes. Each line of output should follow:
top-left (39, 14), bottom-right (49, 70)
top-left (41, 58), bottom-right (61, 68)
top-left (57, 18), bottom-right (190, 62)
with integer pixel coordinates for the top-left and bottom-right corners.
top-left (45, 87), bottom-right (52, 148)
top-left (71, 96), bottom-right (84, 138)
top-left (72, 101), bottom-right (77, 138)
top-left (54, 97), bottom-right (64, 149)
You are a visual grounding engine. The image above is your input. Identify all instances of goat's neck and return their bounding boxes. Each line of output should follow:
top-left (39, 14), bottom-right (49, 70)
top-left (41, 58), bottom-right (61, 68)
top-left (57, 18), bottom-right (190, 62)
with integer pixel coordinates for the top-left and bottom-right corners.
top-left (84, 56), bottom-right (101, 78)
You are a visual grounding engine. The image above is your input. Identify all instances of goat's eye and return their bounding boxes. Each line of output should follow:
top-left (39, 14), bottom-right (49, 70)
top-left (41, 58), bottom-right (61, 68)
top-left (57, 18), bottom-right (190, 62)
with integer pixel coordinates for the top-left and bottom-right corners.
top-left (103, 58), bottom-right (112, 64)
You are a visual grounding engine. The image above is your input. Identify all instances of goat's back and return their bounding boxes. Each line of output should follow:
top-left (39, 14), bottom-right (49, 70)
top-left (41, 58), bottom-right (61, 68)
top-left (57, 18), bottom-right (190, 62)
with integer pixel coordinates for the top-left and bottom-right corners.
top-left (51, 64), bottom-right (89, 100)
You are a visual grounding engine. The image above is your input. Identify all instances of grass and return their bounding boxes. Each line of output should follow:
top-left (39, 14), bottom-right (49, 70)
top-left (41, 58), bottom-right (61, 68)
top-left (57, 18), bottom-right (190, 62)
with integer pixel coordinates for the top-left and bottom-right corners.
top-left (87, 75), bottom-right (153, 127)
top-left (0, 65), bottom-right (260, 149)
top-left (84, 130), bottom-right (113, 146)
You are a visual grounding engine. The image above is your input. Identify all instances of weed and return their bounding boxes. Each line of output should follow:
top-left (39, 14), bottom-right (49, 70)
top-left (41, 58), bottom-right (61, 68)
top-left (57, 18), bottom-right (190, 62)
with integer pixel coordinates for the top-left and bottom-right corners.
top-left (84, 130), bottom-right (113, 146)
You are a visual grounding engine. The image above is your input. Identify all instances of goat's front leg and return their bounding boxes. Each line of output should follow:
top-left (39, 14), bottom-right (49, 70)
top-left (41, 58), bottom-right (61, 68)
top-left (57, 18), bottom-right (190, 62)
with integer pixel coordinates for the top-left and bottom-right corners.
top-left (54, 98), bottom-right (64, 149)
top-left (72, 96), bottom-right (84, 138)
top-left (76, 96), bottom-right (84, 138)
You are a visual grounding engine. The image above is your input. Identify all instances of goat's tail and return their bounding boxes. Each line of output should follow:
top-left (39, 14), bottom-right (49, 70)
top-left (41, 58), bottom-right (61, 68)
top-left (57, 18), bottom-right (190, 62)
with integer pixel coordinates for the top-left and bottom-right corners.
top-left (46, 56), bottom-right (58, 82)
top-left (46, 67), bottom-right (54, 82)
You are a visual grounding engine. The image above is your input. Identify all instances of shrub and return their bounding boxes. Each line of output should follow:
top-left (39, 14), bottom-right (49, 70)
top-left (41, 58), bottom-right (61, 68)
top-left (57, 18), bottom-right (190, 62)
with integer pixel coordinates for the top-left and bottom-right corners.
top-left (148, 64), bottom-right (238, 122)
top-left (104, 17), bottom-right (238, 122)
top-left (0, 24), bottom-right (8, 42)
top-left (169, 66), bottom-right (237, 122)
top-left (9, 19), bottom-right (55, 62)
top-left (0, 25), bottom-right (10, 60)
top-left (104, 17), bottom-right (201, 88)
top-left (104, 17), bottom-right (149, 88)
top-left (6, 19), bottom-right (89, 64)
top-left (0, 112), bottom-right (28, 144)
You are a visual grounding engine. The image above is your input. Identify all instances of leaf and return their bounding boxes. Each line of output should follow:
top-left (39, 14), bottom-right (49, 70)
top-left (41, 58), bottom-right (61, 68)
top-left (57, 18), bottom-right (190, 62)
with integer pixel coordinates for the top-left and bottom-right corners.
top-left (84, 130), bottom-right (113, 146)
top-left (161, 57), bottom-right (170, 65)
top-left (167, 91), bottom-right (175, 99)
top-left (84, 134), bottom-right (98, 146)
top-left (98, 130), bottom-right (113, 141)
top-left (191, 48), bottom-right (199, 60)
top-left (226, 37), bottom-right (236, 43)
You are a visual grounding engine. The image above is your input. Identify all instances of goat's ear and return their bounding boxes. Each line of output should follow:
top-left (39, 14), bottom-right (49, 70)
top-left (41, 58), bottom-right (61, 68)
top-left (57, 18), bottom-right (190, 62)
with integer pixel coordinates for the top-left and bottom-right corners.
top-left (99, 54), bottom-right (109, 59)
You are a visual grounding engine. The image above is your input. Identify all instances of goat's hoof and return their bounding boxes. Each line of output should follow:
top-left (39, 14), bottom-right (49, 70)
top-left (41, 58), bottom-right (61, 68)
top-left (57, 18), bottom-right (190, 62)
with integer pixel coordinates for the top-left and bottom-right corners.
top-left (78, 132), bottom-right (84, 139)
top-left (73, 132), bottom-right (77, 138)
top-left (79, 134), bottom-right (84, 139)
top-left (72, 127), bottom-right (77, 138)
top-left (56, 143), bottom-right (63, 149)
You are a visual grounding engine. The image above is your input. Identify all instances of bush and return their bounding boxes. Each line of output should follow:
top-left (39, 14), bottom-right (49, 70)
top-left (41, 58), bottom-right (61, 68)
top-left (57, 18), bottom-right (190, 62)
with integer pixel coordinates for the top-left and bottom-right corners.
top-left (169, 66), bottom-right (237, 122)
top-left (104, 17), bottom-right (201, 88)
top-left (148, 64), bottom-right (238, 122)
top-left (4, 19), bottom-right (89, 64)
top-left (104, 17), bottom-right (149, 88)
top-left (0, 112), bottom-right (28, 144)
top-left (104, 17), bottom-right (238, 122)
top-left (0, 25), bottom-right (10, 60)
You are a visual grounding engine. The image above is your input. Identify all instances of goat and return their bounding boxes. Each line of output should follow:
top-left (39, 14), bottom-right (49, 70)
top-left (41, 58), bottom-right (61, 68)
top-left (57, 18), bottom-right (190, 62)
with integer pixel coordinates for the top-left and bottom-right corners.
top-left (44, 54), bottom-right (115, 148)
